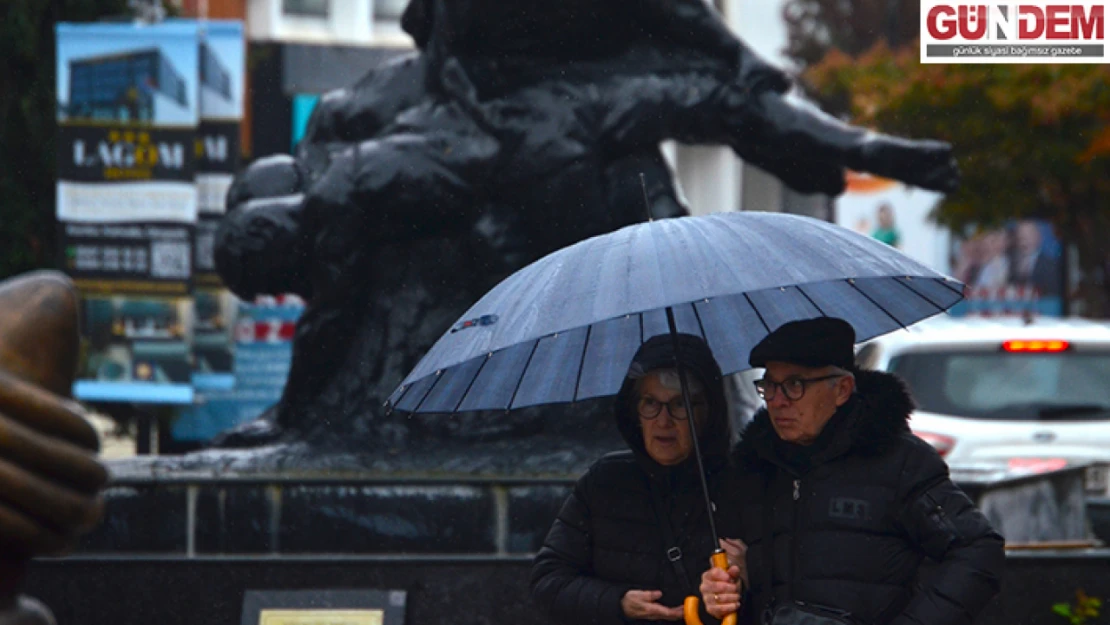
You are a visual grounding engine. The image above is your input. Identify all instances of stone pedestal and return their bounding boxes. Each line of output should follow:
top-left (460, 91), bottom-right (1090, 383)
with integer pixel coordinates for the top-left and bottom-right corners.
top-left (951, 463), bottom-right (1093, 545)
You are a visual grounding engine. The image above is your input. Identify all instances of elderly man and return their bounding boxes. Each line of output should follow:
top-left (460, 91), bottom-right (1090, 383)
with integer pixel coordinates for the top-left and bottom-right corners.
top-left (701, 317), bottom-right (1004, 625)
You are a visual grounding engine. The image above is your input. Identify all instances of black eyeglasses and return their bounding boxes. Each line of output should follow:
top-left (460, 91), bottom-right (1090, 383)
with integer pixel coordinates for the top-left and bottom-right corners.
top-left (753, 374), bottom-right (845, 401)
top-left (637, 396), bottom-right (705, 420)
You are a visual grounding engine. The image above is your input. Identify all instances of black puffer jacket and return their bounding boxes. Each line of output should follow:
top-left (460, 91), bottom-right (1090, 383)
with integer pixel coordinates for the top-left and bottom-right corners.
top-left (531, 334), bottom-right (732, 625)
top-left (721, 369), bottom-right (1005, 625)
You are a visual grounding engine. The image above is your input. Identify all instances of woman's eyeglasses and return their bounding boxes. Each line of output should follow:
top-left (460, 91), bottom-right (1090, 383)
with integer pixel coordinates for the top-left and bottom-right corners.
top-left (637, 396), bottom-right (705, 420)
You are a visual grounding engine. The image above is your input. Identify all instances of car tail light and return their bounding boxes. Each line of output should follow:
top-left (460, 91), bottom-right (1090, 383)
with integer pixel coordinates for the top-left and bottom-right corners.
top-left (1002, 340), bottom-right (1070, 353)
top-left (1008, 457), bottom-right (1068, 474)
top-left (913, 430), bottom-right (955, 458)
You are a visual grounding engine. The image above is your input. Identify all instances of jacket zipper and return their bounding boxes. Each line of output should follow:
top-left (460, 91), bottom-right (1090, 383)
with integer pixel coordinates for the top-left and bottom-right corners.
top-left (790, 477), bottom-right (801, 602)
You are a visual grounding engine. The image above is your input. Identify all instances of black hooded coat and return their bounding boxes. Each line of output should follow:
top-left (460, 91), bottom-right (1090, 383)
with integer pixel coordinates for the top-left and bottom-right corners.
top-left (720, 369), bottom-right (1005, 625)
top-left (531, 334), bottom-right (732, 625)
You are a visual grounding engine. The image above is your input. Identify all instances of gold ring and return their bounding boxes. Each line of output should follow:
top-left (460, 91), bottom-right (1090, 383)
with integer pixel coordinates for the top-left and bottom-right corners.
top-left (714, 594), bottom-right (719, 602)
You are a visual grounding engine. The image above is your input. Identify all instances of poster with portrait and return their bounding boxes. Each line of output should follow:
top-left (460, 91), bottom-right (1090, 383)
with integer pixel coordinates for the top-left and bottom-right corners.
top-left (947, 219), bottom-right (1065, 317)
top-left (833, 173), bottom-right (952, 274)
top-left (56, 21), bottom-right (200, 403)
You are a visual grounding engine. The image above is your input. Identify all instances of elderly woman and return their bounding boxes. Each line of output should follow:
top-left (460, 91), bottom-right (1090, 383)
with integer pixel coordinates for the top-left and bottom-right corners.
top-left (531, 333), bottom-right (735, 625)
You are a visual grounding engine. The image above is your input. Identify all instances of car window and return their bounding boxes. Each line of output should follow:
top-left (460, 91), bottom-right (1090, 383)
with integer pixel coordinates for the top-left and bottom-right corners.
top-left (889, 349), bottom-right (1110, 420)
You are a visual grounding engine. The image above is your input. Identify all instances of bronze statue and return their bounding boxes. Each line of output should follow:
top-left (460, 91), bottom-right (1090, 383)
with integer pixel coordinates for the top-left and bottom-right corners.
top-left (210, 0), bottom-right (958, 454)
top-left (0, 272), bottom-right (108, 625)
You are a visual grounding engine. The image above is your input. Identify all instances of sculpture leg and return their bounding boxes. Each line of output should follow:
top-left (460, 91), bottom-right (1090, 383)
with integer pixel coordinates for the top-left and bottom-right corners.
top-left (734, 88), bottom-right (960, 194)
top-left (215, 155), bottom-right (313, 301)
top-left (303, 120), bottom-right (500, 295)
top-left (243, 120), bottom-right (501, 439)
top-left (591, 67), bottom-right (957, 196)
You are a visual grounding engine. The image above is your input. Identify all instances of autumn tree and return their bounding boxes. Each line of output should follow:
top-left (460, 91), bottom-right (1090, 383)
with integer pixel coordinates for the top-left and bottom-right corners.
top-left (782, 0), bottom-right (921, 69)
top-left (806, 47), bottom-right (1110, 316)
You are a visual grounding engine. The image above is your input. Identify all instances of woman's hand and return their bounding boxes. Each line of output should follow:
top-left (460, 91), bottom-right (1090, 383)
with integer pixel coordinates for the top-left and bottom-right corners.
top-left (621, 589), bottom-right (685, 621)
top-left (700, 555), bottom-right (742, 620)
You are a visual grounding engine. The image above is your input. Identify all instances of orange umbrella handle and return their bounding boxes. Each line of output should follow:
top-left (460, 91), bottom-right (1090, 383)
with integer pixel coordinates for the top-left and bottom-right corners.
top-left (684, 551), bottom-right (737, 625)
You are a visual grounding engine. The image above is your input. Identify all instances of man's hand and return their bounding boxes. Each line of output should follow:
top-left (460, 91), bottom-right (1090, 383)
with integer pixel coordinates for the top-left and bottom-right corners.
top-left (621, 589), bottom-right (684, 621)
top-left (719, 538), bottom-right (749, 592)
top-left (700, 558), bottom-right (742, 620)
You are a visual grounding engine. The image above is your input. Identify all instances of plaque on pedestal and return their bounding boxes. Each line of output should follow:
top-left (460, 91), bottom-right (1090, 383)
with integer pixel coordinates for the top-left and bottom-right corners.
top-left (241, 590), bottom-right (406, 625)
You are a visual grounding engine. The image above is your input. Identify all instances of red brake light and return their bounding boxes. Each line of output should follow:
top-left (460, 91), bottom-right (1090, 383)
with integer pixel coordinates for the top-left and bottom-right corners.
top-left (1002, 340), bottom-right (1070, 353)
top-left (913, 431), bottom-right (955, 458)
top-left (1008, 458), bottom-right (1068, 474)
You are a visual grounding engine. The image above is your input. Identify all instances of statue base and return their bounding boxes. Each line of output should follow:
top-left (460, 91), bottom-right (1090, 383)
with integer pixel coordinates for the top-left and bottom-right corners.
top-left (87, 432), bottom-right (626, 556)
top-left (82, 447), bottom-right (1108, 557)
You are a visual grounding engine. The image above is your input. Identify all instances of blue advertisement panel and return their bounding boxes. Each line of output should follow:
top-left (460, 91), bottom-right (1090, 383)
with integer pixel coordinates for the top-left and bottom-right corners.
top-left (173, 295), bottom-right (305, 442)
top-left (291, 93), bottom-right (320, 151)
top-left (57, 21), bottom-right (200, 404)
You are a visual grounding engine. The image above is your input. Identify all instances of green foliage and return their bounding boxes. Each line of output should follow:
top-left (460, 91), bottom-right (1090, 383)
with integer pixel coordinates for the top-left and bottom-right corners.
top-left (0, 0), bottom-right (131, 281)
top-left (804, 44), bottom-right (1110, 315)
top-left (1053, 589), bottom-right (1103, 625)
top-left (782, 0), bottom-right (921, 70)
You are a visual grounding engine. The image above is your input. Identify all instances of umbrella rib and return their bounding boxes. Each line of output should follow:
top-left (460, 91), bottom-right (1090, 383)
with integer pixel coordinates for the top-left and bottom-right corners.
top-left (935, 278), bottom-right (966, 297)
top-left (388, 383), bottom-right (414, 413)
top-left (793, 286), bottom-right (829, 317)
top-left (690, 302), bottom-right (709, 344)
top-left (410, 370), bottom-right (446, 414)
top-left (453, 353), bottom-right (492, 414)
top-left (506, 340), bottom-right (541, 410)
top-left (847, 280), bottom-right (909, 330)
top-left (892, 277), bottom-right (946, 312)
top-left (743, 292), bottom-right (772, 333)
top-left (571, 325), bottom-right (593, 403)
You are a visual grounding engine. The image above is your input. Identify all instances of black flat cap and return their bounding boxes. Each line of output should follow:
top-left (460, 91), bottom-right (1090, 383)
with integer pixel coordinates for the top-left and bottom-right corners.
top-left (749, 317), bottom-right (856, 370)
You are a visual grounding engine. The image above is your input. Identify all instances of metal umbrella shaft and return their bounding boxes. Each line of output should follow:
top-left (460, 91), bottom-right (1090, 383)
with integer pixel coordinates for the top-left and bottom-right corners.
top-left (665, 306), bottom-right (719, 545)
top-left (647, 184), bottom-right (720, 545)
top-left (666, 306), bottom-right (734, 625)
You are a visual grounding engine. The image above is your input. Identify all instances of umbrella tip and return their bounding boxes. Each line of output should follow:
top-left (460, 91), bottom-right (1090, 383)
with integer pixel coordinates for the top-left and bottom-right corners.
top-left (639, 173), bottom-right (653, 223)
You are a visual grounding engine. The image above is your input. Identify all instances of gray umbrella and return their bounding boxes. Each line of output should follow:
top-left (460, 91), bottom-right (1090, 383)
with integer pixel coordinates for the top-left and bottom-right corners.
top-left (388, 211), bottom-right (963, 414)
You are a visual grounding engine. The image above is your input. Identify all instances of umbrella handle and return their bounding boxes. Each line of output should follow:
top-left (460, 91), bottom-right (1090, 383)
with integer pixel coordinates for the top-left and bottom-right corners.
top-left (684, 552), bottom-right (737, 625)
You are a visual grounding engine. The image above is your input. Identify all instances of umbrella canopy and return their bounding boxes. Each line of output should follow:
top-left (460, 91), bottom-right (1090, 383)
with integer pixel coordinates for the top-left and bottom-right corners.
top-left (387, 211), bottom-right (963, 414)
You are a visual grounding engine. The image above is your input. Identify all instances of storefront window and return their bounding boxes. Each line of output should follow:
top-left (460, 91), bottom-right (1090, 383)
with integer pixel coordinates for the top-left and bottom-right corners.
top-left (283, 0), bottom-right (329, 18)
top-left (373, 0), bottom-right (407, 20)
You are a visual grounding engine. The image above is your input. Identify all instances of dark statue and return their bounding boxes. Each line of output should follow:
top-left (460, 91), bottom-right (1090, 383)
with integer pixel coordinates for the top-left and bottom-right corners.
top-left (208, 0), bottom-right (958, 464)
top-left (0, 272), bottom-right (108, 625)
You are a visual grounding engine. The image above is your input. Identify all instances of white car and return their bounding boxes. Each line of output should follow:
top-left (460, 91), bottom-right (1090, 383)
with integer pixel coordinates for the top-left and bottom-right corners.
top-left (857, 315), bottom-right (1110, 496)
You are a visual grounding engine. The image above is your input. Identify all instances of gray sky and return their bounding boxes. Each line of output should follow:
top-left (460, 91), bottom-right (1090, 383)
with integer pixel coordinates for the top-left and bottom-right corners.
top-left (732, 0), bottom-right (793, 71)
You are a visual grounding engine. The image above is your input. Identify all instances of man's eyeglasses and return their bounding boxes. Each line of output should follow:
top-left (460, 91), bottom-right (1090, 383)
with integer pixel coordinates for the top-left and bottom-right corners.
top-left (637, 396), bottom-right (705, 420)
top-left (753, 374), bottom-right (846, 402)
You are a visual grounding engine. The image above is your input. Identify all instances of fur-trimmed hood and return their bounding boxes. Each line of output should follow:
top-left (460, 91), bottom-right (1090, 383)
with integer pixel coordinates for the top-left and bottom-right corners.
top-left (734, 368), bottom-right (916, 469)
